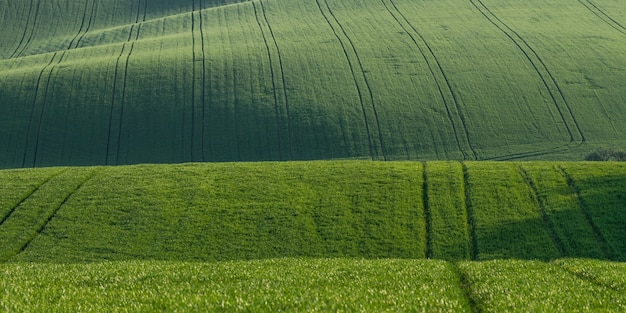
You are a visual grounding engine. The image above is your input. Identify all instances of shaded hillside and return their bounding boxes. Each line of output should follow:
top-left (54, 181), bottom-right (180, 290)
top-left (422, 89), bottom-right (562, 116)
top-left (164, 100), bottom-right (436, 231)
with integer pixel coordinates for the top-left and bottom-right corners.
top-left (1, 0), bottom-right (626, 167)
top-left (1, 161), bottom-right (624, 263)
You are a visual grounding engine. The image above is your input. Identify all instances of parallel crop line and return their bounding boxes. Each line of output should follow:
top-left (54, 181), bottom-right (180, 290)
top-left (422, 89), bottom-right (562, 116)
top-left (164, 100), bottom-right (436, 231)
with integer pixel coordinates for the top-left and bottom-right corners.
top-left (517, 165), bottom-right (566, 256)
top-left (75, 0), bottom-right (99, 48)
top-left (422, 162), bottom-right (432, 258)
top-left (8, 0), bottom-right (35, 58)
top-left (451, 262), bottom-right (479, 313)
top-left (191, 1), bottom-right (198, 162)
top-left (383, 0), bottom-right (476, 160)
top-left (21, 52), bottom-right (58, 168)
top-left (16, 168), bottom-right (102, 259)
top-left (470, 0), bottom-right (585, 145)
top-left (461, 163), bottom-right (478, 260)
top-left (14, 0), bottom-right (42, 58)
top-left (313, 0), bottom-right (375, 160)
top-left (558, 166), bottom-right (612, 259)
top-left (554, 263), bottom-right (621, 291)
top-left (252, 1), bottom-right (284, 161)
top-left (66, 0), bottom-right (90, 50)
top-left (258, 0), bottom-right (293, 160)
top-left (199, 0), bottom-right (207, 161)
top-left (0, 169), bottom-right (67, 227)
top-left (579, 0), bottom-right (625, 35)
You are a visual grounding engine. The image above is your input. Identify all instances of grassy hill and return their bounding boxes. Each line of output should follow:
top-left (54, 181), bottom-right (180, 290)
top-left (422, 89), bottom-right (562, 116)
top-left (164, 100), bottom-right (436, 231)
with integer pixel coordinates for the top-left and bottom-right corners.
top-left (1, 0), bottom-right (626, 167)
top-left (1, 161), bottom-right (625, 310)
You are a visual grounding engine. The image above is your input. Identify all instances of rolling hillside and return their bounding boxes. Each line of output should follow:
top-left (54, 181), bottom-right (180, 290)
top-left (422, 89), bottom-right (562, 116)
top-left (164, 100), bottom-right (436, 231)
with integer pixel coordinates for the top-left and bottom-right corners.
top-left (1, 161), bottom-right (626, 311)
top-left (1, 0), bottom-right (626, 168)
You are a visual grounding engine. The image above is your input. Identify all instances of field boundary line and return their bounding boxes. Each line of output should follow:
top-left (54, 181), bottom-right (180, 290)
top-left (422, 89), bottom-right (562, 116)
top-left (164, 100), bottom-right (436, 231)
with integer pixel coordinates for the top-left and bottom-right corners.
top-left (384, 0), bottom-right (476, 160)
top-left (252, 1), bottom-right (284, 160)
top-left (422, 162), bottom-right (432, 258)
top-left (0, 169), bottom-right (67, 227)
top-left (579, 0), bottom-right (625, 35)
top-left (557, 165), bottom-right (612, 259)
top-left (313, 0), bottom-right (378, 160)
top-left (517, 165), bottom-right (566, 256)
top-left (470, 0), bottom-right (585, 146)
top-left (21, 51), bottom-right (58, 168)
top-left (8, 0), bottom-right (35, 58)
top-left (259, 0), bottom-right (294, 160)
top-left (15, 168), bottom-right (103, 260)
top-left (461, 162), bottom-right (478, 260)
top-left (14, 0), bottom-right (43, 58)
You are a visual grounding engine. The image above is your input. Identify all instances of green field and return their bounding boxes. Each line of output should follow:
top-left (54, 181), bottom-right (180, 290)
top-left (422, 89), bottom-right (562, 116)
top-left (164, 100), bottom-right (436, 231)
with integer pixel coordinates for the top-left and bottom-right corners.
top-left (1, 161), bottom-right (625, 310)
top-left (1, 0), bottom-right (626, 167)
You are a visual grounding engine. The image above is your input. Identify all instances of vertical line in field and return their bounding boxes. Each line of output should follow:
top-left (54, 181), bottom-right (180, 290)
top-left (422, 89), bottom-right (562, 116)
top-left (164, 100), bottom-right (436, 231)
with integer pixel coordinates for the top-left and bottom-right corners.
top-left (383, 0), bottom-right (476, 160)
top-left (470, 0), bottom-right (585, 146)
top-left (252, 1), bottom-right (283, 161)
top-left (199, 0), bottom-right (208, 162)
top-left (66, 0), bottom-right (90, 50)
top-left (517, 165), bottom-right (566, 256)
top-left (558, 166), bottom-right (611, 259)
top-left (21, 52), bottom-right (57, 168)
top-left (258, 0), bottom-right (293, 160)
top-left (322, 0), bottom-right (386, 160)
top-left (422, 162), bottom-right (432, 259)
top-left (14, 0), bottom-right (43, 58)
top-left (461, 162), bottom-right (478, 260)
top-left (191, 1), bottom-right (197, 162)
top-left (450, 262), bottom-right (479, 313)
top-left (8, 0), bottom-right (35, 58)
top-left (76, 0), bottom-right (98, 48)
top-left (313, 0), bottom-right (374, 160)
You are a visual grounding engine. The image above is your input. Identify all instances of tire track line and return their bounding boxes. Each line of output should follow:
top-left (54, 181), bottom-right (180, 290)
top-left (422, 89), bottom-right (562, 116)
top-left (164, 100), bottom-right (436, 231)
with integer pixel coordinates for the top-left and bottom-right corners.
top-left (252, 0), bottom-right (284, 161)
top-left (14, 0), bottom-right (42, 58)
top-left (16, 168), bottom-right (103, 259)
top-left (75, 0), bottom-right (99, 48)
top-left (313, 0), bottom-right (375, 160)
top-left (9, 0), bottom-right (35, 58)
top-left (323, 0), bottom-right (386, 160)
top-left (422, 162), bottom-right (432, 258)
top-left (383, 0), bottom-right (476, 160)
top-left (258, 0), bottom-right (294, 160)
top-left (21, 51), bottom-right (58, 168)
top-left (0, 169), bottom-right (67, 227)
top-left (461, 162), bottom-right (478, 261)
top-left (106, 0), bottom-right (147, 165)
top-left (199, 0), bottom-right (208, 161)
top-left (518, 165), bottom-right (566, 256)
top-left (66, 0), bottom-right (91, 50)
top-left (470, 0), bottom-right (585, 145)
top-left (558, 166), bottom-right (611, 259)
top-left (579, 0), bottom-right (625, 35)
top-left (191, 0), bottom-right (198, 162)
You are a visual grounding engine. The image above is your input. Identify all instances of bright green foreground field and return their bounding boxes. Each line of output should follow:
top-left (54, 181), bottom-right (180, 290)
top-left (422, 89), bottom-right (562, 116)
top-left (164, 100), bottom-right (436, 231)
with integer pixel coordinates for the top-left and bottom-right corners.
top-left (1, 161), bottom-right (625, 311)
top-left (1, 0), bottom-right (626, 167)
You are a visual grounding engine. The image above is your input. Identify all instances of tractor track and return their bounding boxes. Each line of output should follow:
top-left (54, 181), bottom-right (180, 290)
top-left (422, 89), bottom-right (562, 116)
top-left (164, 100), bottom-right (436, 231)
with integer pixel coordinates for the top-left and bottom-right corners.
top-left (470, 0), bottom-right (585, 147)
top-left (13, 0), bottom-right (42, 58)
top-left (252, 1), bottom-right (284, 161)
top-left (579, 0), bottom-right (625, 35)
top-left (9, 0), bottom-right (35, 58)
top-left (383, 0), bottom-right (476, 160)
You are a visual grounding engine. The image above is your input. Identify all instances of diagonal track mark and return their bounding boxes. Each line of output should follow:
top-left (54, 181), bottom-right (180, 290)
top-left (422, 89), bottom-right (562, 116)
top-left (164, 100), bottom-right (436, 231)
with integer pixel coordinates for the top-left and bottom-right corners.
top-left (14, 0), bottom-right (43, 58)
top-left (9, 0), bottom-right (35, 59)
top-left (461, 162), bottom-right (478, 261)
top-left (579, 0), bottom-right (625, 35)
top-left (383, 0), bottom-right (476, 160)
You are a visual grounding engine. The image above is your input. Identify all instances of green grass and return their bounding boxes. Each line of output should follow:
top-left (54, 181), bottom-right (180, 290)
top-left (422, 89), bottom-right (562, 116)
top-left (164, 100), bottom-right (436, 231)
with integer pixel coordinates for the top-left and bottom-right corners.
top-left (0, 161), bottom-right (625, 311)
top-left (1, 0), bottom-right (626, 167)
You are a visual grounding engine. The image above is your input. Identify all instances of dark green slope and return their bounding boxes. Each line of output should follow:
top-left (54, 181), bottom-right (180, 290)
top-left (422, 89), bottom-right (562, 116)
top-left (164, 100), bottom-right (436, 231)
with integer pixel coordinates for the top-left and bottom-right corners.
top-left (0, 161), bottom-right (624, 263)
top-left (1, 0), bottom-right (626, 167)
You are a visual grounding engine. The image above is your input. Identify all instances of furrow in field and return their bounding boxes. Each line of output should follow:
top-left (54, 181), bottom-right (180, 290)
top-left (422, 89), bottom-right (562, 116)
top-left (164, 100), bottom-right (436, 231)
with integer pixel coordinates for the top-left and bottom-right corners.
top-left (199, 0), bottom-right (207, 162)
top-left (21, 52), bottom-right (58, 168)
top-left (469, 0), bottom-right (585, 146)
top-left (450, 262), bottom-right (478, 313)
top-left (258, 0), bottom-right (293, 160)
top-left (0, 168), bottom-right (100, 262)
top-left (0, 170), bottom-right (66, 227)
top-left (75, 0), bottom-right (98, 48)
top-left (8, 0), bottom-right (35, 59)
top-left (383, 0), bottom-right (476, 160)
top-left (13, 0), bottom-right (42, 59)
top-left (313, 0), bottom-right (376, 160)
top-left (106, 0), bottom-right (147, 165)
top-left (517, 165), bottom-right (566, 256)
top-left (65, 0), bottom-right (90, 50)
top-left (191, 1), bottom-right (198, 162)
top-left (461, 163), bottom-right (478, 261)
top-left (579, 0), bottom-right (625, 34)
top-left (557, 166), bottom-right (611, 259)
top-left (422, 162), bottom-right (432, 258)
top-left (252, 1), bottom-right (284, 161)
